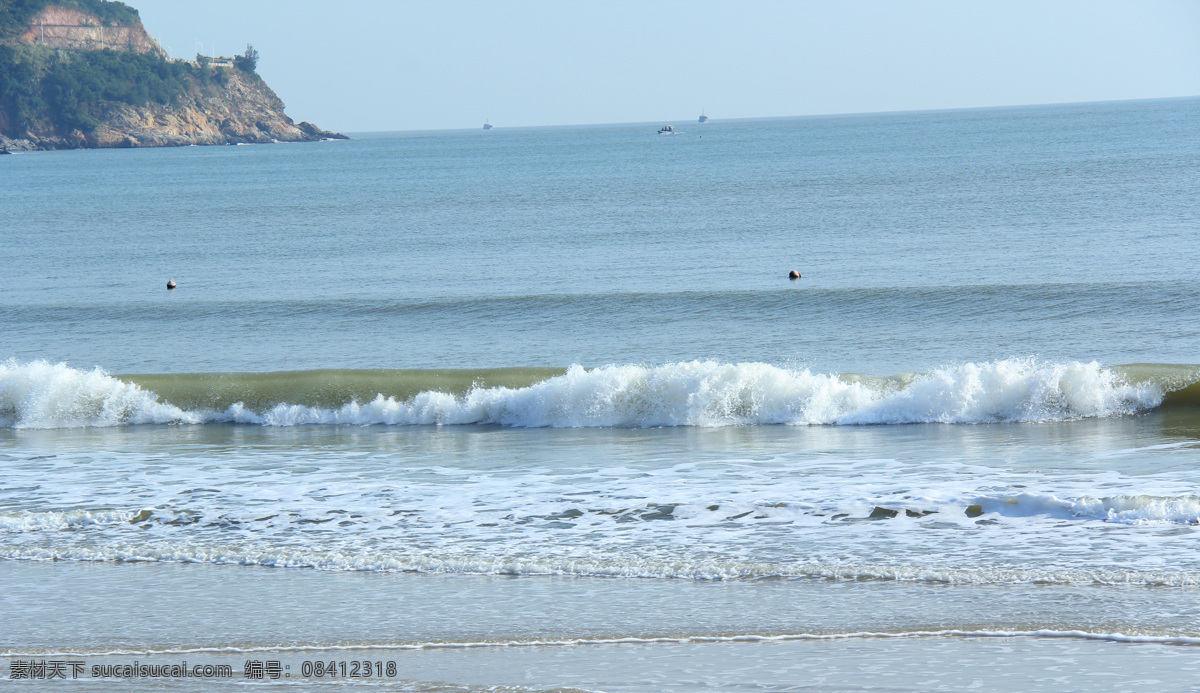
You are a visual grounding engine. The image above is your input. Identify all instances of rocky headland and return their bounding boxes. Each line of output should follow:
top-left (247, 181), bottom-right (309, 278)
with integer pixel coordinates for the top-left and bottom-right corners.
top-left (0, 1), bottom-right (345, 152)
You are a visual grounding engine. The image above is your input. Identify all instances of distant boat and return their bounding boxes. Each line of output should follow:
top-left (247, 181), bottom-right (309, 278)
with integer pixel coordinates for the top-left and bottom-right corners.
top-left (698, 112), bottom-right (708, 123)
top-left (657, 125), bottom-right (676, 135)
top-left (483, 122), bottom-right (493, 130)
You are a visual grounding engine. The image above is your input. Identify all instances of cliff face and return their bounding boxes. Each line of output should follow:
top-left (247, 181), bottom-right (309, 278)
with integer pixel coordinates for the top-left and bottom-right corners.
top-left (96, 71), bottom-right (341, 147)
top-left (0, 4), bottom-right (345, 151)
top-left (1, 69), bottom-right (345, 150)
top-left (9, 5), bottom-right (165, 56)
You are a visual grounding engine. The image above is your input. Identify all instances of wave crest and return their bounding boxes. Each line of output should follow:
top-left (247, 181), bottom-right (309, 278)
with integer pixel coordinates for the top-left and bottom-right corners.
top-left (973, 492), bottom-right (1200, 525)
top-left (0, 360), bottom-right (198, 428)
top-left (0, 358), bottom-right (1165, 429)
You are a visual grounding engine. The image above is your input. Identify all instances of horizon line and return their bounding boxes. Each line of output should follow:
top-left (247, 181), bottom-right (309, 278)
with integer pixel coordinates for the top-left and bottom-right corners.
top-left (337, 94), bottom-right (1200, 137)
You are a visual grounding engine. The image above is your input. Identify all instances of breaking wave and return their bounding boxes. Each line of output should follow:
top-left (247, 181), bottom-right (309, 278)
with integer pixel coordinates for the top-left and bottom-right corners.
top-left (0, 358), bottom-right (1183, 429)
top-left (970, 492), bottom-right (1200, 525)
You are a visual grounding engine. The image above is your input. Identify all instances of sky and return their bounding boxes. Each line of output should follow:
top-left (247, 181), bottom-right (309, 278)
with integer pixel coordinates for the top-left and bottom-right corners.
top-left (129, 0), bottom-right (1200, 133)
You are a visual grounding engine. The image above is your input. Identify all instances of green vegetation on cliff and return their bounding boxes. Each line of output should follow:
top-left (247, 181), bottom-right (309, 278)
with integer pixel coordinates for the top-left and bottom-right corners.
top-left (0, 1), bottom-right (339, 148)
top-left (0, 0), bottom-right (140, 39)
top-left (0, 44), bottom-right (210, 133)
top-left (233, 43), bottom-right (257, 74)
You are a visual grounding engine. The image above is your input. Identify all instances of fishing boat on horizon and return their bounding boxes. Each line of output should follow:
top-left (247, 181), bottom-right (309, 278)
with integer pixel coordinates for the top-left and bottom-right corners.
top-left (699, 111), bottom-right (708, 123)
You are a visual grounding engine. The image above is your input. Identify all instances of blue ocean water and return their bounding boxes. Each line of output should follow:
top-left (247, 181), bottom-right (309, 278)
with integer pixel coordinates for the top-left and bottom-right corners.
top-left (2, 98), bottom-right (1198, 374)
top-left (2, 97), bottom-right (1200, 691)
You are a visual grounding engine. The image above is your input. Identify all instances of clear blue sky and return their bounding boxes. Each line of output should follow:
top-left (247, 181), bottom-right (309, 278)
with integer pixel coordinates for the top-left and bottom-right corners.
top-left (131, 0), bottom-right (1200, 133)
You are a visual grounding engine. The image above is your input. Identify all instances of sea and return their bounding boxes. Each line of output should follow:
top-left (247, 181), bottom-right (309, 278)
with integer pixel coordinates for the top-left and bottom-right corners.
top-left (2, 97), bottom-right (1200, 691)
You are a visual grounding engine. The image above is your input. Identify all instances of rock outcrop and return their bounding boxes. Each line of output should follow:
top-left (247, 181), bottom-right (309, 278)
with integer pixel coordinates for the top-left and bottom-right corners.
top-left (30, 68), bottom-right (339, 149)
top-left (0, 4), bottom-right (346, 151)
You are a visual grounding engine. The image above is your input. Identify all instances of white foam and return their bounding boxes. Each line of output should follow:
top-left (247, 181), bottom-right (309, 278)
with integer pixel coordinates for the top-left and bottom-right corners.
top-left (0, 359), bottom-right (199, 428)
top-left (974, 492), bottom-right (1200, 525)
top-left (0, 508), bottom-right (133, 532)
top-left (4, 543), bottom-right (1199, 586)
top-left (0, 358), bottom-right (1162, 428)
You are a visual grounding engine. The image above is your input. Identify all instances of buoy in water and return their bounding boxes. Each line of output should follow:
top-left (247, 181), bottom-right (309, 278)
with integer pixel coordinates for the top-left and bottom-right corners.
top-left (166, 278), bottom-right (177, 290)
top-left (788, 270), bottom-right (801, 280)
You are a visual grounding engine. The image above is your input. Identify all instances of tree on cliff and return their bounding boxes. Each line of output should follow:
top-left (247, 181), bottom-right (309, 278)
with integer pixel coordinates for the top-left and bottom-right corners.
top-left (0, 45), bottom-right (193, 135)
top-left (234, 43), bottom-right (258, 74)
top-left (195, 52), bottom-right (211, 84)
